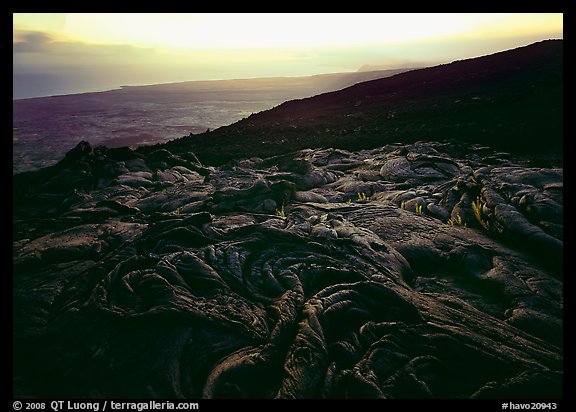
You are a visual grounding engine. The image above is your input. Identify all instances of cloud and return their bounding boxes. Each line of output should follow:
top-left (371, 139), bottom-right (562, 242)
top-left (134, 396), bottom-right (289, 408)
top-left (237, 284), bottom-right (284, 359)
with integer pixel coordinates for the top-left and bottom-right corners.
top-left (12, 30), bottom-right (231, 96)
top-left (13, 31), bottom-right (53, 53)
top-left (13, 30), bottom-right (168, 74)
top-left (13, 29), bottom-right (158, 58)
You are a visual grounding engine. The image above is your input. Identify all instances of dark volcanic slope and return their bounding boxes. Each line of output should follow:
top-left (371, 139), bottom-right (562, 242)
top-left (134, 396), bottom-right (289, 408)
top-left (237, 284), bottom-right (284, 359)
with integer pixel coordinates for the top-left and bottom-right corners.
top-left (13, 41), bottom-right (563, 399)
top-left (158, 40), bottom-right (562, 164)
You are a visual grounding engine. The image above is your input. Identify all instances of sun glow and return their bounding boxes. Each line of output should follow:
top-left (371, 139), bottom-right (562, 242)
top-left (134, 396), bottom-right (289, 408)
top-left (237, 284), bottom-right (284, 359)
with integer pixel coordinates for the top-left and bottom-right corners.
top-left (61, 13), bottom-right (486, 49)
top-left (14, 13), bottom-right (563, 51)
top-left (13, 13), bottom-right (563, 99)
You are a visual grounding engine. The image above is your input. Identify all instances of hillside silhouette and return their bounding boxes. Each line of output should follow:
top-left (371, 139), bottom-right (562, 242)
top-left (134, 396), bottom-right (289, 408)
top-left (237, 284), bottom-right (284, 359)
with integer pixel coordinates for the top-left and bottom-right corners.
top-left (158, 40), bottom-right (562, 164)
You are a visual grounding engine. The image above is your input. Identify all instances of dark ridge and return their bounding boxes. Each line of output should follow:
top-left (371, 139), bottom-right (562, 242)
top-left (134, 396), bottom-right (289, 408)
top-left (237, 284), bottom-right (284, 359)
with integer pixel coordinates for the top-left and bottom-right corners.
top-left (145, 40), bottom-right (562, 166)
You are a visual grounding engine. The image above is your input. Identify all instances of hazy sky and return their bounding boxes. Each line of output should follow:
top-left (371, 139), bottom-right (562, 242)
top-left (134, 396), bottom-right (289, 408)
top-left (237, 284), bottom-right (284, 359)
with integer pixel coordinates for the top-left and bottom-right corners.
top-left (13, 13), bottom-right (563, 99)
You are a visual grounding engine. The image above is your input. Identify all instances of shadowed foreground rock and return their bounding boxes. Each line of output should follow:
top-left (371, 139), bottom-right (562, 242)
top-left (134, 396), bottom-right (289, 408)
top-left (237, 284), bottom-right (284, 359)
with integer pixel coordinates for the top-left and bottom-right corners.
top-left (13, 140), bottom-right (562, 398)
